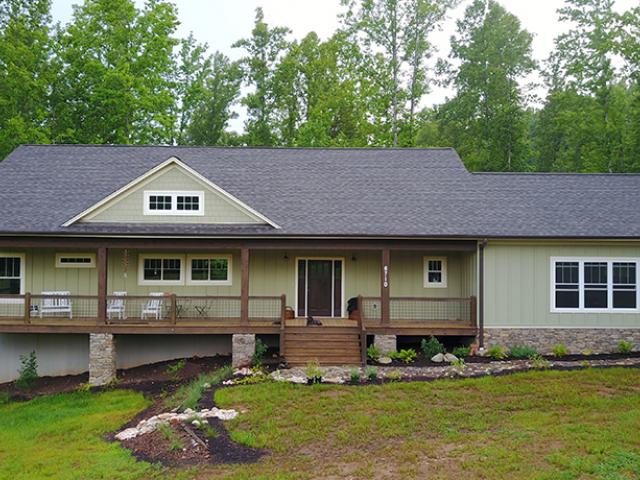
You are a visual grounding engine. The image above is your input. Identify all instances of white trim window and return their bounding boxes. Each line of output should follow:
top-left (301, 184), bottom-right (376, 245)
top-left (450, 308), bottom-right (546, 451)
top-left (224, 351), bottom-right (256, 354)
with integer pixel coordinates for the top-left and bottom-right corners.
top-left (143, 191), bottom-right (204, 216)
top-left (55, 253), bottom-right (96, 268)
top-left (0, 253), bottom-right (25, 297)
top-left (138, 255), bottom-right (184, 285)
top-left (424, 257), bottom-right (447, 288)
top-left (551, 257), bottom-right (639, 312)
top-left (187, 255), bottom-right (232, 286)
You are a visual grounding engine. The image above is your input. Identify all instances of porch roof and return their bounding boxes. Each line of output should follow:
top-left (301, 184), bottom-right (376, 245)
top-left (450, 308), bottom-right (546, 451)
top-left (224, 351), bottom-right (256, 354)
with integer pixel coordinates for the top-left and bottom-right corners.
top-left (0, 144), bottom-right (639, 239)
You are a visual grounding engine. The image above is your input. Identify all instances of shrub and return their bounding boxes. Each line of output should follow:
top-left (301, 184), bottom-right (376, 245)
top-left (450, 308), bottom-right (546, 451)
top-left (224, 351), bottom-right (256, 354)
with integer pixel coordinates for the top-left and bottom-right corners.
top-left (386, 370), bottom-right (402, 382)
top-left (421, 336), bottom-right (445, 358)
top-left (167, 365), bottom-right (233, 410)
top-left (366, 344), bottom-right (381, 362)
top-left (451, 346), bottom-right (471, 358)
top-left (349, 368), bottom-right (361, 383)
top-left (365, 366), bottom-right (378, 381)
top-left (530, 354), bottom-right (550, 369)
top-left (253, 338), bottom-right (269, 366)
top-left (617, 341), bottom-right (633, 354)
top-left (165, 359), bottom-right (186, 379)
top-left (552, 343), bottom-right (569, 357)
top-left (487, 345), bottom-right (508, 360)
top-left (0, 392), bottom-right (10, 405)
top-left (305, 362), bottom-right (323, 384)
top-left (16, 351), bottom-right (38, 390)
top-left (389, 349), bottom-right (417, 363)
top-left (509, 345), bottom-right (538, 359)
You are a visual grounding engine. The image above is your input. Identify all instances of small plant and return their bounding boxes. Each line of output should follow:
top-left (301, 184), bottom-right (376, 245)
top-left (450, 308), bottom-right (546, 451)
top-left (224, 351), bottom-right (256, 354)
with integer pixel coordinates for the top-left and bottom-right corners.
top-left (509, 345), bottom-right (539, 359)
top-left (0, 392), bottom-right (10, 405)
top-left (451, 346), bottom-right (471, 358)
top-left (253, 338), bottom-right (269, 366)
top-left (386, 370), bottom-right (402, 382)
top-left (76, 383), bottom-right (92, 393)
top-left (421, 336), bottom-right (445, 358)
top-left (157, 423), bottom-right (183, 451)
top-left (16, 351), bottom-right (38, 390)
top-left (349, 368), bottom-right (361, 383)
top-left (165, 359), bottom-right (186, 379)
top-left (305, 361), bottom-right (323, 384)
top-left (365, 366), bottom-right (378, 382)
top-left (366, 344), bottom-right (381, 362)
top-left (487, 345), bottom-right (508, 360)
top-left (617, 341), bottom-right (633, 354)
top-left (451, 358), bottom-right (466, 370)
top-left (581, 349), bottom-right (593, 356)
top-left (389, 348), bottom-right (417, 363)
top-left (530, 354), bottom-right (550, 369)
top-left (552, 343), bottom-right (569, 357)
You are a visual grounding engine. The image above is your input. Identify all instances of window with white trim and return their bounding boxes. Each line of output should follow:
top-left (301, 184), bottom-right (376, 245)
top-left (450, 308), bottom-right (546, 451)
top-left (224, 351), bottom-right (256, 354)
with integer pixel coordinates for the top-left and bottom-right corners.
top-left (424, 257), bottom-right (447, 288)
top-left (0, 254), bottom-right (24, 295)
top-left (143, 191), bottom-right (204, 216)
top-left (138, 255), bottom-right (184, 285)
top-left (551, 258), bottom-right (639, 312)
top-left (55, 253), bottom-right (96, 268)
top-left (187, 255), bottom-right (232, 285)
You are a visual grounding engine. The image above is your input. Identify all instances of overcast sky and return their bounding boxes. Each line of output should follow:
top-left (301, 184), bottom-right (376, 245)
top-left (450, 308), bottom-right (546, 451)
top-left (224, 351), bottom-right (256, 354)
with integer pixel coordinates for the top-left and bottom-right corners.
top-left (49, 0), bottom-right (635, 131)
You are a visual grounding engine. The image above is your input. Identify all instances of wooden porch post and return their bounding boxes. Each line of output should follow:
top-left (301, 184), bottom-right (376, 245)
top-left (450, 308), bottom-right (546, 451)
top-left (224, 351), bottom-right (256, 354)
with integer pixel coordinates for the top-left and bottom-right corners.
top-left (97, 247), bottom-right (108, 325)
top-left (240, 247), bottom-right (250, 325)
top-left (381, 248), bottom-right (390, 326)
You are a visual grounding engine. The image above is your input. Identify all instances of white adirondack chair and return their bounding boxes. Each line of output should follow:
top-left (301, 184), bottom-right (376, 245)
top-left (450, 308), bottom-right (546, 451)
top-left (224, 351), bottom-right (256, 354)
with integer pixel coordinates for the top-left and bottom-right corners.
top-left (141, 292), bottom-right (165, 320)
top-left (107, 291), bottom-right (127, 320)
top-left (40, 291), bottom-right (73, 319)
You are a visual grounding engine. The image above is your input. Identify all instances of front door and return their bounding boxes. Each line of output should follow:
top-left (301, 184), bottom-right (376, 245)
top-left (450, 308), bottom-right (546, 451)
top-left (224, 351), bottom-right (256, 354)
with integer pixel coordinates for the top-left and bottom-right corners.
top-left (297, 259), bottom-right (343, 317)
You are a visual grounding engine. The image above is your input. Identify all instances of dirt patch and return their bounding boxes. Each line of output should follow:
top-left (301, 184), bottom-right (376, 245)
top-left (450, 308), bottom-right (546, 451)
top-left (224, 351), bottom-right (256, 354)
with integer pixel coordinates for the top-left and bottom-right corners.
top-left (0, 355), bottom-right (231, 401)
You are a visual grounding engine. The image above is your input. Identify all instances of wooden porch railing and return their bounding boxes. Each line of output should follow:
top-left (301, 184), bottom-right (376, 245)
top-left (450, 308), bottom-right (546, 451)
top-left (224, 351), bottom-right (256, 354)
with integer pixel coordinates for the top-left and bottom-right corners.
top-left (0, 293), bottom-right (286, 328)
top-left (361, 296), bottom-right (477, 327)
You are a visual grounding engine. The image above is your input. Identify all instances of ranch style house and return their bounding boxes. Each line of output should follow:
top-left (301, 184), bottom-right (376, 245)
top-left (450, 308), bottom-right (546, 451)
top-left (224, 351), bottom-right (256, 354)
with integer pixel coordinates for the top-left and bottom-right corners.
top-left (0, 145), bottom-right (638, 384)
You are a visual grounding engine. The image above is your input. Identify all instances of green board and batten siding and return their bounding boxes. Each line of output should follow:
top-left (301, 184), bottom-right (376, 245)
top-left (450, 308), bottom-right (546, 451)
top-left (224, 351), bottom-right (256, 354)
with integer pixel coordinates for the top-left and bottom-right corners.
top-left (484, 241), bottom-right (640, 328)
top-left (83, 164), bottom-right (264, 224)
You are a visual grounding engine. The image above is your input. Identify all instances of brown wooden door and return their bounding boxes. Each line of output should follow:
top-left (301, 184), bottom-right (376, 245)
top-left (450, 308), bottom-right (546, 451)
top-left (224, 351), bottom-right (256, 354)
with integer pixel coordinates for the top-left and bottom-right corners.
top-left (298, 259), bottom-right (343, 317)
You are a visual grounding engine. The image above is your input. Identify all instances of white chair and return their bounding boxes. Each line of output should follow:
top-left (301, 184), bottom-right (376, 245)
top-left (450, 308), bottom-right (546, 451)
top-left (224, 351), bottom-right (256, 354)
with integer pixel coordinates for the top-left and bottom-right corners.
top-left (141, 292), bottom-right (165, 320)
top-left (40, 291), bottom-right (73, 319)
top-left (107, 291), bottom-right (127, 320)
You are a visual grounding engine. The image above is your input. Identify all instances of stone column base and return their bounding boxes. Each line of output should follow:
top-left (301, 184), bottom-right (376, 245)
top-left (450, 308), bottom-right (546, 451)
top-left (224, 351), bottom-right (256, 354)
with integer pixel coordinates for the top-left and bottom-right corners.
top-left (484, 328), bottom-right (640, 355)
top-left (374, 334), bottom-right (397, 355)
top-left (89, 333), bottom-right (116, 385)
top-left (232, 334), bottom-right (255, 368)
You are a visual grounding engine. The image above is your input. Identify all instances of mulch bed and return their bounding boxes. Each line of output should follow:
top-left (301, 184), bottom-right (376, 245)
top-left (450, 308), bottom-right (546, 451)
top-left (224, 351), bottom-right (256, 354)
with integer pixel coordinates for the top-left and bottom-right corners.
top-left (0, 354), bottom-right (231, 401)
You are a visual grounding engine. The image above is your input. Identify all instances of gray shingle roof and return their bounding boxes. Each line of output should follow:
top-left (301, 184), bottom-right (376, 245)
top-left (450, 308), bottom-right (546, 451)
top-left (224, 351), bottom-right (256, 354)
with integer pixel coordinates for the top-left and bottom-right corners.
top-left (0, 144), bottom-right (639, 239)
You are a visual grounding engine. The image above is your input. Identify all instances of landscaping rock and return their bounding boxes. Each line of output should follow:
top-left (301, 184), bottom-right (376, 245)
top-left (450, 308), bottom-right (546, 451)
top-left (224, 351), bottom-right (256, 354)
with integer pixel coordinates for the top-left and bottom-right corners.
top-left (444, 353), bottom-right (458, 363)
top-left (378, 357), bottom-right (392, 365)
top-left (431, 353), bottom-right (445, 363)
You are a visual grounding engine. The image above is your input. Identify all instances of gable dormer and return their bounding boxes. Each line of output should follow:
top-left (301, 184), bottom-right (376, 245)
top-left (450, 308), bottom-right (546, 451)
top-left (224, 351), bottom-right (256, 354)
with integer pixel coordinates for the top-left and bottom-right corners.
top-left (63, 157), bottom-right (279, 228)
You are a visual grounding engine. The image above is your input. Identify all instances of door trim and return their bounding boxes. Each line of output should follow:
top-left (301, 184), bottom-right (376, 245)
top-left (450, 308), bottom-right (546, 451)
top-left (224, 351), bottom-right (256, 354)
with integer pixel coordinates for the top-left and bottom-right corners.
top-left (295, 257), bottom-right (345, 318)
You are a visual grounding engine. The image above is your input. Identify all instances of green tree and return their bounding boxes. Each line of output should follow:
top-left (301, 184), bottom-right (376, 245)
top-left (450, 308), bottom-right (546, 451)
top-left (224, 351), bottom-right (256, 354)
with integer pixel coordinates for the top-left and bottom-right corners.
top-left (437, 0), bottom-right (535, 171)
top-left (0, 0), bottom-right (53, 160)
top-left (233, 7), bottom-right (290, 146)
top-left (186, 52), bottom-right (242, 145)
top-left (50, 0), bottom-right (179, 144)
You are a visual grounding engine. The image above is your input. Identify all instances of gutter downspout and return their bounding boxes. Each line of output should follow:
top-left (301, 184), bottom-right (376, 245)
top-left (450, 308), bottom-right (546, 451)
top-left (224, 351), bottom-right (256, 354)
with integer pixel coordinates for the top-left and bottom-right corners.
top-left (478, 238), bottom-right (487, 350)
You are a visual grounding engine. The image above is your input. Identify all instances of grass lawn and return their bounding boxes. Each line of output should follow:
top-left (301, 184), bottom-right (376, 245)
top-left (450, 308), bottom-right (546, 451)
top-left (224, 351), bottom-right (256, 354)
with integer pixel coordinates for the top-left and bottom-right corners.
top-left (1, 369), bottom-right (639, 479)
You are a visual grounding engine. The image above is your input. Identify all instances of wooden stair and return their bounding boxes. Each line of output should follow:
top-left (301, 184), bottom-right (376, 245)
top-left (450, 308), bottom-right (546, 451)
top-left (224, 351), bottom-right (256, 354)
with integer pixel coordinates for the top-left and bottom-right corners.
top-left (283, 326), bottom-right (363, 366)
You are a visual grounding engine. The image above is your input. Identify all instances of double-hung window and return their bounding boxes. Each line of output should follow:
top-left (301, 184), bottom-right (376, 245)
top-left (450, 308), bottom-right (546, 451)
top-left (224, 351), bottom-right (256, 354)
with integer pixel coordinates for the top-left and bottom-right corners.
top-left (424, 257), bottom-right (447, 288)
top-left (551, 257), bottom-right (639, 312)
top-left (139, 255), bottom-right (184, 285)
top-left (187, 255), bottom-right (232, 285)
top-left (143, 191), bottom-right (204, 216)
top-left (0, 254), bottom-right (24, 296)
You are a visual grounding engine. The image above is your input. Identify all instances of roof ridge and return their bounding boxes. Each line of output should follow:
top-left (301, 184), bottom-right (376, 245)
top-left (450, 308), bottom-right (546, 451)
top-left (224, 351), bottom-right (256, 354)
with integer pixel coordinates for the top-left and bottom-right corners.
top-left (18, 144), bottom-right (457, 152)
top-left (472, 172), bottom-right (640, 177)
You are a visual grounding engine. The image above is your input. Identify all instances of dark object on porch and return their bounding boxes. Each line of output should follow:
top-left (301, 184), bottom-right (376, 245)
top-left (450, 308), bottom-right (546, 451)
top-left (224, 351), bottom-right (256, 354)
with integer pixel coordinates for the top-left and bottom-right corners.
top-left (347, 297), bottom-right (360, 320)
top-left (306, 316), bottom-right (322, 326)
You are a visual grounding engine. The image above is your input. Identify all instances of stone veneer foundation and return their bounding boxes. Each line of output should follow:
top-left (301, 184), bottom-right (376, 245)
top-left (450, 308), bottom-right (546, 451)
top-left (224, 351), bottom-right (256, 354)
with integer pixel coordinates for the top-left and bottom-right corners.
top-left (89, 333), bottom-right (117, 385)
top-left (484, 328), bottom-right (640, 354)
top-left (232, 334), bottom-right (256, 368)
top-left (374, 334), bottom-right (397, 355)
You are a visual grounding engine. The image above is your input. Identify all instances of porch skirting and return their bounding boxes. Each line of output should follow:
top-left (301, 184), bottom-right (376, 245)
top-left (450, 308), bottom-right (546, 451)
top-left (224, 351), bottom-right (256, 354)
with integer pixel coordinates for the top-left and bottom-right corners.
top-left (484, 328), bottom-right (640, 354)
top-left (89, 333), bottom-right (117, 386)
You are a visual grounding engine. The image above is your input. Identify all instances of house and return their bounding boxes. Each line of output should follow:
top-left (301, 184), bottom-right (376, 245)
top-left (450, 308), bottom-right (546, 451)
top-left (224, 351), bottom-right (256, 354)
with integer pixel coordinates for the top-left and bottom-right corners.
top-left (0, 145), bottom-right (638, 384)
